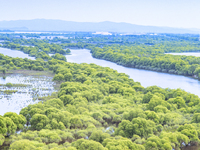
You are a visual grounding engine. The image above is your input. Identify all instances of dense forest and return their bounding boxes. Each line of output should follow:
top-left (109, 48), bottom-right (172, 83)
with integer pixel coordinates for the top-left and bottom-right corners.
top-left (0, 33), bottom-right (200, 149)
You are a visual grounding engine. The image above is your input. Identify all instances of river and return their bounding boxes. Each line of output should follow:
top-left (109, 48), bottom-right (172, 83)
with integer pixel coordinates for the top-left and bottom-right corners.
top-left (1, 47), bottom-right (200, 97)
top-left (0, 47), bottom-right (35, 60)
top-left (66, 49), bottom-right (200, 97)
top-left (166, 52), bottom-right (200, 57)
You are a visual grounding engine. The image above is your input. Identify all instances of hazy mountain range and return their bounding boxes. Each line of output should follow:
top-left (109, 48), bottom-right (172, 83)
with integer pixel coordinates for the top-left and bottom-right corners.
top-left (0, 19), bottom-right (199, 34)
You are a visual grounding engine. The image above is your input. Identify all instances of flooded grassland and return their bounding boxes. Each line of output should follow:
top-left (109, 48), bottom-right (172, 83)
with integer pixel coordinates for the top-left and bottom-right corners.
top-left (0, 70), bottom-right (57, 115)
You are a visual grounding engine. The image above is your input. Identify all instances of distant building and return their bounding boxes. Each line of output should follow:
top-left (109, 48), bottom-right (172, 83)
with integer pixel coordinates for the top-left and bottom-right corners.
top-left (92, 32), bottom-right (112, 35)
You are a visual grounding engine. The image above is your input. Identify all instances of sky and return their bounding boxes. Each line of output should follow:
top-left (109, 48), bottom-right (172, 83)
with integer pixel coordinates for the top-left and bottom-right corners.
top-left (0, 0), bottom-right (200, 29)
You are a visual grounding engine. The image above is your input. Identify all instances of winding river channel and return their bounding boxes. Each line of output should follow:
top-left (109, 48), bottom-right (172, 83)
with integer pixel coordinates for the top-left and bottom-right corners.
top-left (1, 47), bottom-right (200, 97)
top-left (66, 49), bottom-right (200, 97)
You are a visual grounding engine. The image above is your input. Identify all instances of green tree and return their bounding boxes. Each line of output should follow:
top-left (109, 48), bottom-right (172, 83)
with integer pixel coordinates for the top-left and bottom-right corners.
top-left (72, 138), bottom-right (107, 150)
top-left (3, 112), bottom-right (26, 130)
top-left (30, 114), bottom-right (49, 130)
top-left (89, 130), bottom-right (110, 143)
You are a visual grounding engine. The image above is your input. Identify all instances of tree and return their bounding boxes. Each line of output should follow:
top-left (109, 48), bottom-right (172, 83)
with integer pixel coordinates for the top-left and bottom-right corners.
top-left (0, 116), bottom-right (6, 135)
top-left (4, 117), bottom-right (17, 135)
top-left (0, 134), bottom-right (4, 146)
top-left (53, 73), bottom-right (64, 81)
top-left (89, 130), bottom-right (110, 143)
top-left (115, 118), bottom-right (156, 138)
top-left (60, 95), bottom-right (74, 105)
top-left (30, 114), bottom-right (49, 130)
top-left (72, 138), bottom-right (107, 150)
top-left (9, 139), bottom-right (46, 150)
top-left (3, 112), bottom-right (26, 130)
top-left (66, 49), bottom-right (71, 53)
top-left (64, 73), bottom-right (73, 81)
top-left (45, 98), bottom-right (64, 109)
top-left (145, 136), bottom-right (171, 150)
top-left (102, 136), bottom-right (145, 150)
top-left (69, 116), bottom-right (83, 129)
top-left (191, 113), bottom-right (200, 123)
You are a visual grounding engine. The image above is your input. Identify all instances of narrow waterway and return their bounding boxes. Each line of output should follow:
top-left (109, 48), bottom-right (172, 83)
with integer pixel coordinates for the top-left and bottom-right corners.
top-left (166, 52), bottom-right (200, 57)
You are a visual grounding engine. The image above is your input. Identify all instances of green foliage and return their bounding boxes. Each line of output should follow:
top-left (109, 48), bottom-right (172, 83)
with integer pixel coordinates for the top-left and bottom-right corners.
top-left (1, 34), bottom-right (200, 149)
top-left (0, 134), bottom-right (5, 146)
top-left (115, 117), bottom-right (156, 138)
top-left (52, 53), bottom-right (67, 61)
top-left (0, 116), bottom-right (7, 135)
top-left (30, 114), bottom-right (49, 130)
top-left (3, 112), bottom-right (26, 130)
top-left (145, 136), bottom-right (172, 150)
top-left (102, 136), bottom-right (145, 150)
top-left (177, 124), bottom-right (199, 142)
top-left (72, 138), bottom-right (107, 150)
top-left (9, 139), bottom-right (46, 150)
top-left (5, 82), bottom-right (13, 87)
top-left (4, 117), bottom-right (17, 135)
top-left (89, 130), bottom-right (110, 143)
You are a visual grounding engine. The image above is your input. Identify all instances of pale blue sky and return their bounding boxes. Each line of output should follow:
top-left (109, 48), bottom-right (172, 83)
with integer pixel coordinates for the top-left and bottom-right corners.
top-left (0, 0), bottom-right (200, 29)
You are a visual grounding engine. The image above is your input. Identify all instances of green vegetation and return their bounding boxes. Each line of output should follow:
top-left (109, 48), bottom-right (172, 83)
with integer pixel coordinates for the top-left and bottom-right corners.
top-left (1, 33), bottom-right (200, 149)
top-left (0, 52), bottom-right (199, 149)
top-left (1, 90), bottom-right (18, 94)
top-left (90, 44), bottom-right (200, 79)
top-left (0, 83), bottom-right (28, 87)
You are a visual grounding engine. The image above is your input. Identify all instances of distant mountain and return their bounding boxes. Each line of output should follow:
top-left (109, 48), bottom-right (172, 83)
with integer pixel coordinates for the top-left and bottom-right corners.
top-left (0, 19), bottom-right (199, 34)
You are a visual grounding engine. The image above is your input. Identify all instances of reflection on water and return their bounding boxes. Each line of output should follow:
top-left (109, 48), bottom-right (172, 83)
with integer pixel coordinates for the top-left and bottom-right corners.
top-left (0, 74), bottom-right (56, 115)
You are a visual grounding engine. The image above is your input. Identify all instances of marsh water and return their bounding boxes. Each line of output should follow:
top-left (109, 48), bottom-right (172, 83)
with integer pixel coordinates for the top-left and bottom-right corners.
top-left (0, 74), bottom-right (55, 115)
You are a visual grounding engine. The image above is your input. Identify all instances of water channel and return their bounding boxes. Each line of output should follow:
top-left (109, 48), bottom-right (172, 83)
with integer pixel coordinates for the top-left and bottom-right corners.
top-left (1, 47), bottom-right (200, 97)
top-left (66, 49), bottom-right (200, 97)
top-left (166, 52), bottom-right (200, 57)
top-left (0, 47), bottom-right (35, 60)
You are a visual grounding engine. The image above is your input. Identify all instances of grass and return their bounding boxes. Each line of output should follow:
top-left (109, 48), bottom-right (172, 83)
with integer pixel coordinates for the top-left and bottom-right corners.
top-left (0, 90), bottom-right (18, 94)
top-left (38, 92), bottom-right (58, 101)
top-left (0, 83), bottom-right (29, 87)
top-left (0, 70), bottom-right (55, 77)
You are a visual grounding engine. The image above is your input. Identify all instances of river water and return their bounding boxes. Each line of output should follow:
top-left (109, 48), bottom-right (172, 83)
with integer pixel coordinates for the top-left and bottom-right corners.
top-left (166, 52), bottom-right (200, 57)
top-left (0, 47), bottom-right (35, 60)
top-left (66, 49), bottom-right (200, 97)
